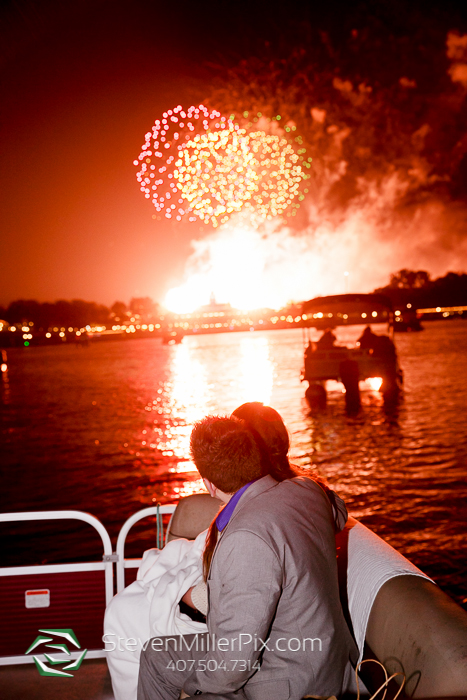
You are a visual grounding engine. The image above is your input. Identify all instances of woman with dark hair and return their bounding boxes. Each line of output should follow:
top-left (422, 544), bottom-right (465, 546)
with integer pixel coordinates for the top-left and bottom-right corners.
top-left (232, 401), bottom-right (335, 488)
top-left (231, 401), bottom-right (293, 480)
top-left (233, 401), bottom-right (345, 522)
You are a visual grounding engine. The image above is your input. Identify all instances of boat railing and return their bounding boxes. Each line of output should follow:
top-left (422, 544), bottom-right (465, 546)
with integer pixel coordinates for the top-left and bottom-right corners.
top-left (0, 507), bottom-right (177, 666)
top-left (115, 505), bottom-right (177, 593)
top-left (0, 510), bottom-right (114, 665)
top-left (2, 502), bottom-right (467, 697)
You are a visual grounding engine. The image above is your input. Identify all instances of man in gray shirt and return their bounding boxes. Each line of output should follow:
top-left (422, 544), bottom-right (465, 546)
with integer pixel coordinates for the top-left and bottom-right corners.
top-left (138, 416), bottom-right (357, 699)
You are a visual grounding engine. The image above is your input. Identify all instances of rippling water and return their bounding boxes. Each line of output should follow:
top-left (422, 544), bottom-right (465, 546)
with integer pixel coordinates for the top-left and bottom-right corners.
top-left (1, 321), bottom-right (466, 608)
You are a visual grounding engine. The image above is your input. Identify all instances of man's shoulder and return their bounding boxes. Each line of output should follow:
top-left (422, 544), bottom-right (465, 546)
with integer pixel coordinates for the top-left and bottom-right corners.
top-left (228, 475), bottom-right (330, 533)
top-left (261, 474), bottom-right (327, 501)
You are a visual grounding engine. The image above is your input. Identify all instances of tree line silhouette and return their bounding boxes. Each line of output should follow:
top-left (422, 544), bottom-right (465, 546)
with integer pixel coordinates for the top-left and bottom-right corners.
top-left (375, 270), bottom-right (467, 309)
top-left (0, 297), bottom-right (159, 329)
top-left (1, 272), bottom-right (466, 330)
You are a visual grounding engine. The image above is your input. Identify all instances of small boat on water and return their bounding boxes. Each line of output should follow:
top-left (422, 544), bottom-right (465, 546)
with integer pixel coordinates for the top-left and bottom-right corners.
top-left (393, 309), bottom-right (424, 333)
top-left (301, 294), bottom-right (404, 410)
top-left (1, 497), bottom-right (466, 699)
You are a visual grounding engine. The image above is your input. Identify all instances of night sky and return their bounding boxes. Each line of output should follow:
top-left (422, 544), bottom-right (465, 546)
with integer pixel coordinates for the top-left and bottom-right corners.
top-left (2, 0), bottom-right (467, 308)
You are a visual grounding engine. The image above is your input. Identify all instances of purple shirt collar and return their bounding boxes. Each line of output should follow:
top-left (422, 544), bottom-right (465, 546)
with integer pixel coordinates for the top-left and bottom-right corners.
top-left (216, 478), bottom-right (261, 532)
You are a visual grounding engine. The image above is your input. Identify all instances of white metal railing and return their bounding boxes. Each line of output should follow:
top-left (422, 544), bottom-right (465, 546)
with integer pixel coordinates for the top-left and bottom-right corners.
top-left (0, 510), bottom-right (115, 665)
top-left (115, 505), bottom-right (176, 593)
top-left (0, 506), bottom-right (178, 665)
top-left (0, 510), bottom-right (114, 605)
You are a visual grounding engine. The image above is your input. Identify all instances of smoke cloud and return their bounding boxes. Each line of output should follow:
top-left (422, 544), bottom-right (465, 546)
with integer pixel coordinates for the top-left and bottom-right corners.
top-left (165, 27), bottom-right (467, 310)
top-left (165, 175), bottom-right (467, 310)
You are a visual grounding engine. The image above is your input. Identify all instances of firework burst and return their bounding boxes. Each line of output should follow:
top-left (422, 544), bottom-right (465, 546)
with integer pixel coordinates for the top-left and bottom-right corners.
top-left (134, 104), bottom-right (311, 227)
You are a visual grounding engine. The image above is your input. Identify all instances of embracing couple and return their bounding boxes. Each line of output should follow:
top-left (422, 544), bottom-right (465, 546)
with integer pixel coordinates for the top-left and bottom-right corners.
top-left (137, 402), bottom-right (358, 700)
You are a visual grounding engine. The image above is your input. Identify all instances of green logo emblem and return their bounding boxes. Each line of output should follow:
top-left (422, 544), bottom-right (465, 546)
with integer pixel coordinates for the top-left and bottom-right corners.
top-left (25, 629), bottom-right (87, 677)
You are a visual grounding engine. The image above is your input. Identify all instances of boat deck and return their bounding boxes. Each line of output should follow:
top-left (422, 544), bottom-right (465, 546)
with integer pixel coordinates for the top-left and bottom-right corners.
top-left (0, 658), bottom-right (114, 700)
top-left (2, 502), bottom-right (467, 699)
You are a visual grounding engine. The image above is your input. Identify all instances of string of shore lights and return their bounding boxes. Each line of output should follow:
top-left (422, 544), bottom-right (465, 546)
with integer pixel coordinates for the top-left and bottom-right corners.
top-left (134, 105), bottom-right (312, 227)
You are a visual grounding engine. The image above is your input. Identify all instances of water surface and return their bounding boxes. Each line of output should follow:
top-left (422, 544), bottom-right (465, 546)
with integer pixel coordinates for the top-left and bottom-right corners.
top-left (1, 321), bottom-right (466, 608)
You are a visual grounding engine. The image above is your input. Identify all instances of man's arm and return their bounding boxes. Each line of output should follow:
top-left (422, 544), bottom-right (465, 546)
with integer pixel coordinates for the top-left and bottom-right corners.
top-left (183, 529), bottom-right (282, 696)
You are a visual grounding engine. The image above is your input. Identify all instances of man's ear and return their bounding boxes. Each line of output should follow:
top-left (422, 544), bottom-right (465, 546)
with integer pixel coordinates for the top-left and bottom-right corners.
top-left (203, 478), bottom-right (217, 498)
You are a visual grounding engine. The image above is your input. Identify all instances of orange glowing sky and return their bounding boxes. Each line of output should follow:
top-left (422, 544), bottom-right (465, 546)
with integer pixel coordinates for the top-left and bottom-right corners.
top-left (0, 2), bottom-right (222, 306)
top-left (1, 0), bottom-right (467, 310)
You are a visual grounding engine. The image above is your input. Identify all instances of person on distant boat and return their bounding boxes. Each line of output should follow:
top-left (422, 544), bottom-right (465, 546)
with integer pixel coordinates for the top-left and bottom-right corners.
top-left (358, 325), bottom-right (396, 358)
top-left (138, 409), bottom-right (357, 700)
top-left (316, 327), bottom-right (337, 349)
top-left (304, 340), bottom-right (314, 359)
top-left (373, 333), bottom-right (397, 358)
top-left (357, 325), bottom-right (378, 350)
